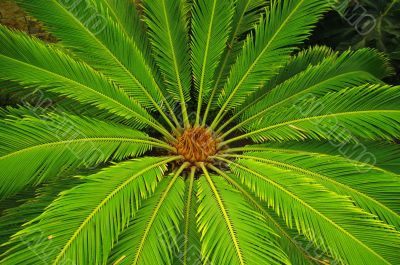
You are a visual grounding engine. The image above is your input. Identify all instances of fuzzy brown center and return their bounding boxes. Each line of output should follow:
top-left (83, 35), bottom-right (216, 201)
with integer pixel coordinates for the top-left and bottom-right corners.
top-left (175, 127), bottom-right (218, 163)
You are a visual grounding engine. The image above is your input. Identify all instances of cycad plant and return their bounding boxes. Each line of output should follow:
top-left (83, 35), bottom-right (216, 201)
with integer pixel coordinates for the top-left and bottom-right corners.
top-left (0, 0), bottom-right (400, 264)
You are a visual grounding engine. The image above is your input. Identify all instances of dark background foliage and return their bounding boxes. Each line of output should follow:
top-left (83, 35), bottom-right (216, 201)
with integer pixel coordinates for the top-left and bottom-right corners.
top-left (309, 0), bottom-right (400, 84)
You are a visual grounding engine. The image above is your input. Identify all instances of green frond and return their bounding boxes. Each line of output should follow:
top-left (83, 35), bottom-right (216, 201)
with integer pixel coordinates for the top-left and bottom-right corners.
top-left (221, 157), bottom-right (400, 265)
top-left (0, 26), bottom-right (163, 132)
top-left (173, 168), bottom-right (202, 265)
top-left (217, 45), bottom-right (335, 133)
top-left (0, 113), bottom-right (167, 199)
top-left (244, 45), bottom-right (336, 106)
top-left (1, 157), bottom-right (174, 265)
top-left (231, 0), bottom-right (268, 38)
top-left (0, 81), bottom-right (132, 125)
top-left (204, 0), bottom-right (267, 119)
top-left (209, 164), bottom-right (321, 265)
top-left (0, 90), bottom-right (141, 129)
top-left (0, 106), bottom-right (41, 119)
top-left (222, 84), bottom-right (400, 145)
top-left (1, 102), bottom-right (138, 130)
top-left (264, 207), bottom-right (335, 265)
top-left (212, 0), bottom-right (330, 128)
top-left (93, 0), bottom-right (157, 73)
top-left (142, 0), bottom-right (192, 125)
top-left (0, 80), bottom-right (26, 103)
top-left (220, 48), bottom-right (391, 136)
top-left (15, 0), bottom-right (170, 114)
top-left (0, 177), bottom-right (81, 254)
top-left (266, 46), bottom-right (335, 85)
top-left (191, 0), bottom-right (235, 125)
top-left (181, 0), bottom-right (194, 23)
top-left (108, 165), bottom-right (187, 265)
top-left (242, 48), bottom-right (390, 119)
top-left (241, 48), bottom-right (391, 120)
top-left (197, 165), bottom-right (290, 265)
top-left (227, 151), bottom-right (400, 228)
top-left (246, 140), bottom-right (400, 174)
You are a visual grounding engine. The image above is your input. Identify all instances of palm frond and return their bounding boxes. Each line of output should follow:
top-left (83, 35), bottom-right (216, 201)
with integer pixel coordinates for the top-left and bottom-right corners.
top-left (108, 164), bottom-right (187, 265)
top-left (242, 48), bottom-right (391, 119)
top-left (93, 0), bottom-right (157, 73)
top-left (211, 0), bottom-right (330, 128)
top-left (214, 45), bottom-right (335, 132)
top-left (218, 157), bottom-right (400, 265)
top-left (262, 207), bottom-right (335, 265)
top-left (1, 102), bottom-right (137, 130)
top-left (15, 0), bottom-right (174, 119)
top-left (0, 80), bottom-right (27, 104)
top-left (237, 140), bottom-right (400, 174)
top-left (0, 177), bottom-right (81, 254)
top-left (222, 84), bottom-right (400, 145)
top-left (1, 157), bottom-right (175, 265)
top-left (208, 164), bottom-right (323, 265)
top-left (224, 151), bottom-right (400, 229)
top-left (202, 0), bottom-right (267, 124)
top-left (244, 45), bottom-right (336, 107)
top-left (181, 0), bottom-right (194, 23)
top-left (0, 26), bottom-right (172, 135)
top-left (0, 85), bottom-right (139, 128)
top-left (0, 81), bottom-right (124, 124)
top-left (142, 0), bottom-right (192, 126)
top-left (0, 106), bottom-right (42, 119)
top-left (173, 167), bottom-right (202, 265)
top-left (219, 48), bottom-right (391, 136)
top-left (0, 113), bottom-right (168, 199)
top-left (191, 0), bottom-right (235, 125)
top-left (197, 164), bottom-right (290, 265)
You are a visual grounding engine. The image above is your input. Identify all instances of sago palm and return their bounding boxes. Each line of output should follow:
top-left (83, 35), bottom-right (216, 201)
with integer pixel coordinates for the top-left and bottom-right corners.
top-left (0, 0), bottom-right (400, 264)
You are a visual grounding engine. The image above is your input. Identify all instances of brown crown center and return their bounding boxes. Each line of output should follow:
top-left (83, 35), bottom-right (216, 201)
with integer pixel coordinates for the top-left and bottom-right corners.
top-left (174, 127), bottom-right (218, 163)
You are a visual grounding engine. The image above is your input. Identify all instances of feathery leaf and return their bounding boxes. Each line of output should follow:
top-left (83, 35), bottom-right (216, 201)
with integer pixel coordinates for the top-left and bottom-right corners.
top-left (213, 0), bottom-right (330, 127)
top-left (224, 158), bottom-right (400, 265)
top-left (15, 0), bottom-right (169, 113)
top-left (203, 0), bottom-right (267, 123)
top-left (0, 26), bottom-right (159, 130)
top-left (1, 157), bottom-right (174, 265)
top-left (0, 113), bottom-right (164, 199)
top-left (248, 141), bottom-right (400, 174)
top-left (230, 151), bottom-right (400, 228)
top-left (191, 0), bottom-right (234, 125)
top-left (197, 165), bottom-right (290, 265)
top-left (142, 0), bottom-right (192, 125)
top-left (108, 166), bottom-right (187, 265)
top-left (222, 85), bottom-right (400, 145)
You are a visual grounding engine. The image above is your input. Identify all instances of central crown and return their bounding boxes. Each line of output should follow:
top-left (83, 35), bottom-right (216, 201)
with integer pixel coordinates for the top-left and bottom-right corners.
top-left (174, 127), bottom-right (218, 163)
